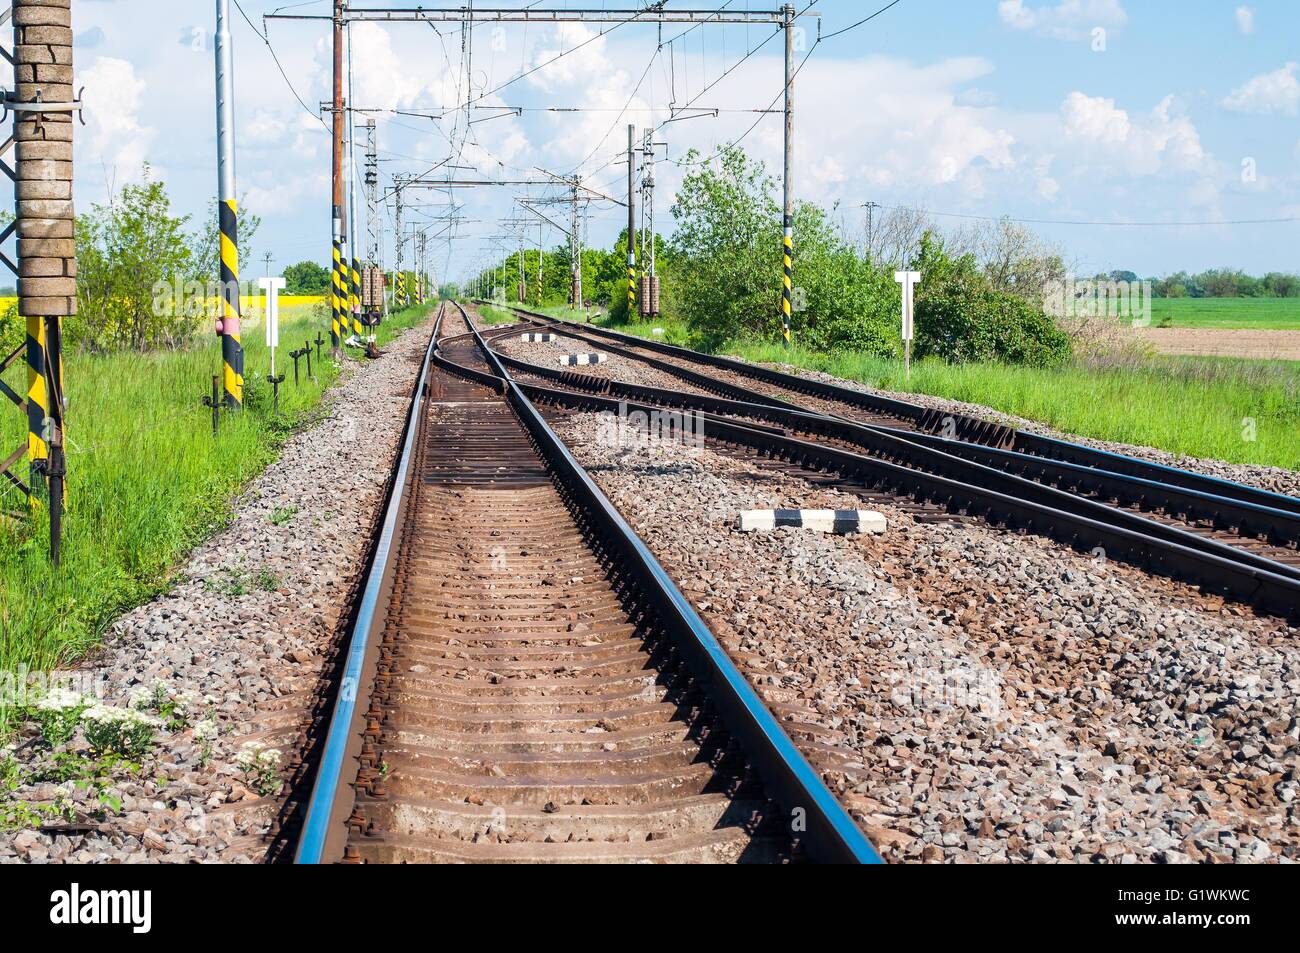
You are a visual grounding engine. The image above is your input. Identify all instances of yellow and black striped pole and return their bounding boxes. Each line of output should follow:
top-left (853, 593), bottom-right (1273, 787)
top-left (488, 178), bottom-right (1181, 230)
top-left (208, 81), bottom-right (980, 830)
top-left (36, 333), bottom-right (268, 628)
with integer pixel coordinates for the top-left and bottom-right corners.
top-left (350, 255), bottom-right (363, 336)
top-left (215, 5), bottom-right (243, 409)
top-left (331, 239), bottom-right (344, 346)
top-left (782, 215), bottom-right (793, 349)
top-left (25, 315), bottom-right (48, 491)
top-left (219, 199), bottom-right (243, 408)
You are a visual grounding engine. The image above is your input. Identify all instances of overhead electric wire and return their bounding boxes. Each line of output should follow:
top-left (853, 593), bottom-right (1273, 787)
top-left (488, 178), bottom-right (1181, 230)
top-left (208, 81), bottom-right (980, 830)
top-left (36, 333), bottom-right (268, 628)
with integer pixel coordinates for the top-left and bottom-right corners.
top-left (820, 0), bottom-right (906, 40)
top-left (234, 0), bottom-right (328, 130)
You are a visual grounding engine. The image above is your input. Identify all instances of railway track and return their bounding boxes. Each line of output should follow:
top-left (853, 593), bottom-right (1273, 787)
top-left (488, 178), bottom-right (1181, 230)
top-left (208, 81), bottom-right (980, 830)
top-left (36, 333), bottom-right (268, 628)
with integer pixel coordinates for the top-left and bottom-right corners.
top-left (499, 304), bottom-right (1300, 510)
top-left (292, 304), bottom-right (880, 864)
top-left (472, 304), bottom-right (1300, 619)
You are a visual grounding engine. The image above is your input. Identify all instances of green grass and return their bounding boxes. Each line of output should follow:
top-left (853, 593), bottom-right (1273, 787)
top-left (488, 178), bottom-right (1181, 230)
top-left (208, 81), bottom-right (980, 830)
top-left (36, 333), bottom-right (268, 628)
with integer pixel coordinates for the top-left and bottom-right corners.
top-left (1150, 298), bottom-right (1300, 330)
top-left (727, 340), bottom-right (1300, 470)
top-left (530, 302), bottom-right (605, 323)
top-left (0, 300), bottom-right (435, 697)
top-left (476, 304), bottom-right (520, 325)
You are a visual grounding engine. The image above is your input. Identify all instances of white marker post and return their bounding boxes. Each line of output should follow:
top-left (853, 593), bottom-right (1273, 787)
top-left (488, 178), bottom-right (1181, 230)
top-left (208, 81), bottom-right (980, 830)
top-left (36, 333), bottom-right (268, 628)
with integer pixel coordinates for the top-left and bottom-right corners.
top-left (894, 270), bottom-right (921, 382)
top-left (259, 275), bottom-right (286, 377)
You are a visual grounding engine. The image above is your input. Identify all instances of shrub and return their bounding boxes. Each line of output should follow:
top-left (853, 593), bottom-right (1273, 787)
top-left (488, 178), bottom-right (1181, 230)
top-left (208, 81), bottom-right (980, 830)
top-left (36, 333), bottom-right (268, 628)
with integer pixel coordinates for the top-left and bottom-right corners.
top-left (914, 233), bottom-right (1072, 368)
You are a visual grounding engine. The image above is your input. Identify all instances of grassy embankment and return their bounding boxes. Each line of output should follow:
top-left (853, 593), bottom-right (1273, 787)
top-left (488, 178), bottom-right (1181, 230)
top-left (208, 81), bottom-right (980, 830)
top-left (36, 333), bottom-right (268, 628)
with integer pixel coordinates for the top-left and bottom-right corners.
top-left (0, 299), bottom-right (435, 692)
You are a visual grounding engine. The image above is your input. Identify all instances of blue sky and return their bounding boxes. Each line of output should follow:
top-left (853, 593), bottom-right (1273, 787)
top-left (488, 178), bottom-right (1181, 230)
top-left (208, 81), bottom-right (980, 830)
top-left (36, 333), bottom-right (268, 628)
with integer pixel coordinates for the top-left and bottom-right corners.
top-left (64, 1), bottom-right (1300, 282)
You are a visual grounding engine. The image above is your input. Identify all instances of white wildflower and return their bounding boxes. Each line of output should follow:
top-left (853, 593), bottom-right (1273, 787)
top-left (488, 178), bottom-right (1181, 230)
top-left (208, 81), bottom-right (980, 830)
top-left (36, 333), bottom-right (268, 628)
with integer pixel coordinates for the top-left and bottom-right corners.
top-left (37, 687), bottom-right (85, 711)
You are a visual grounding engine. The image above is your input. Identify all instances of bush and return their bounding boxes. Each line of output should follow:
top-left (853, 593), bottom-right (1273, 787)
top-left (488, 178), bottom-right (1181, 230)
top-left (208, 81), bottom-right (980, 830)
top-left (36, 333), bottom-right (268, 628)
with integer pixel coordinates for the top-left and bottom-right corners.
top-left (914, 233), bottom-right (1072, 368)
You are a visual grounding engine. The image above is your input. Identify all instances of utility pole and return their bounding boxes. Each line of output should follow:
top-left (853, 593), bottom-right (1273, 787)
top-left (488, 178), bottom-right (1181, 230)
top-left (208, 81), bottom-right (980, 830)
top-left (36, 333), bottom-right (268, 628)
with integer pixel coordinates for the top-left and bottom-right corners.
top-left (363, 118), bottom-right (386, 320)
top-left (9, 0), bottom-right (78, 565)
top-left (329, 0), bottom-right (346, 353)
top-left (215, 0), bottom-right (244, 408)
top-left (640, 129), bottom-right (662, 317)
top-left (393, 181), bottom-right (405, 308)
top-left (626, 124), bottom-right (636, 318)
top-left (569, 181), bottom-right (582, 308)
top-left (345, 18), bottom-right (362, 340)
top-left (781, 1), bottom-right (795, 349)
top-left (863, 201), bottom-right (880, 262)
top-left (263, 251), bottom-right (274, 280)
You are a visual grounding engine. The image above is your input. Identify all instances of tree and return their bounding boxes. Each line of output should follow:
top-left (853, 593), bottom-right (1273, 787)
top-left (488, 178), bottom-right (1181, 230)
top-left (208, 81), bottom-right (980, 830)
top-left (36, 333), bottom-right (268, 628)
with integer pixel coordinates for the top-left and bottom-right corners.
top-left (669, 145), bottom-right (781, 349)
top-left (74, 171), bottom-right (198, 352)
top-left (283, 260), bottom-right (331, 295)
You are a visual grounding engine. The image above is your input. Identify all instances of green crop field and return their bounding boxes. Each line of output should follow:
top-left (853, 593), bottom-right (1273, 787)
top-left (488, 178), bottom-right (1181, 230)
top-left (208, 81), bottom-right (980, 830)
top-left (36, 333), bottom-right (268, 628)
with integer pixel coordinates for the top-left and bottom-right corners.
top-left (0, 301), bottom-right (434, 694)
top-left (1149, 297), bottom-right (1300, 329)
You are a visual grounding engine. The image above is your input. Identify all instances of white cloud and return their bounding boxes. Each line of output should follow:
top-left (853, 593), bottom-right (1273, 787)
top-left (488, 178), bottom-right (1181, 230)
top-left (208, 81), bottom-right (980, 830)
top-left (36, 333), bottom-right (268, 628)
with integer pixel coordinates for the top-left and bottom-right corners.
top-left (1061, 91), bottom-right (1130, 144)
top-left (998, 0), bottom-right (1127, 40)
top-left (1222, 62), bottom-right (1299, 115)
top-left (246, 171), bottom-right (328, 216)
top-left (1059, 92), bottom-right (1209, 176)
top-left (1235, 6), bottom-right (1255, 34)
top-left (77, 56), bottom-right (157, 188)
top-left (789, 57), bottom-right (1016, 194)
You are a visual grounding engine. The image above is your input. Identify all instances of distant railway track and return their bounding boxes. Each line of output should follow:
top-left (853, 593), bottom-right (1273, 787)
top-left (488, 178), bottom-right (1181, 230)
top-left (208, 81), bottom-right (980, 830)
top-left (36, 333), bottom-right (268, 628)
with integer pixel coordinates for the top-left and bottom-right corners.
top-left (475, 303), bottom-right (1300, 620)
top-left (292, 303), bottom-right (881, 864)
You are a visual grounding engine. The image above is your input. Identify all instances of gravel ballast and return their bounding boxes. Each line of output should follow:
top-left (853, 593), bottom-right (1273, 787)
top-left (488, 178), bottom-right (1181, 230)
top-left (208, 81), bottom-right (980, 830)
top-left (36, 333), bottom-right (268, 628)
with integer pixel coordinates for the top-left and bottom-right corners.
top-left (0, 324), bottom-right (433, 864)
top-left (555, 410), bottom-right (1300, 864)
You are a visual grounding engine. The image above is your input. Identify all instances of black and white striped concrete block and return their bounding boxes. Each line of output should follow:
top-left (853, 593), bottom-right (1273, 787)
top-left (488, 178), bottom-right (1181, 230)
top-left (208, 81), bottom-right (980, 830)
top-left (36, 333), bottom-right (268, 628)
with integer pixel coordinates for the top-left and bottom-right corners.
top-left (738, 509), bottom-right (887, 535)
top-left (559, 354), bottom-right (609, 367)
top-left (521, 333), bottom-right (557, 343)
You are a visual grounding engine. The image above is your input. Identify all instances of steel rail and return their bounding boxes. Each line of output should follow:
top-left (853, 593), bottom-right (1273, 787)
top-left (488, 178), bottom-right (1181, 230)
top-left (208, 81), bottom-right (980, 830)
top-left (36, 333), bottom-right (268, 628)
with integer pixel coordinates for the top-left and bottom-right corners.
top-left (295, 306), bottom-right (444, 864)
top-left (504, 304), bottom-right (1300, 517)
top-left (448, 302), bottom-right (882, 864)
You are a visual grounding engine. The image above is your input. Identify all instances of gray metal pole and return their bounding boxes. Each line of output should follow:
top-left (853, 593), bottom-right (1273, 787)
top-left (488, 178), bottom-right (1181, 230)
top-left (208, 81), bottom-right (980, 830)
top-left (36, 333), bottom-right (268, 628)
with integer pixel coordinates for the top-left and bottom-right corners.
top-left (346, 20), bottom-right (359, 265)
top-left (781, 2), bottom-right (794, 349)
top-left (215, 0), bottom-right (244, 407)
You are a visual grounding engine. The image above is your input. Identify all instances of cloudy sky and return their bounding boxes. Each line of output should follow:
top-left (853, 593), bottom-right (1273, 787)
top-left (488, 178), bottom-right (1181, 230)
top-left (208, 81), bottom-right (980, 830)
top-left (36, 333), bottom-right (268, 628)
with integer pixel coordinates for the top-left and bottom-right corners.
top-left (65, 0), bottom-right (1300, 282)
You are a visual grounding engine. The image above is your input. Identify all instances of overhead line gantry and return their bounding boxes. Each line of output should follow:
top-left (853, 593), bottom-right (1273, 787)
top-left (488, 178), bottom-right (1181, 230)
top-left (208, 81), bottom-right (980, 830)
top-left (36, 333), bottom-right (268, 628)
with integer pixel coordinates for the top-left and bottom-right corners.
top-left (267, 4), bottom-right (813, 341)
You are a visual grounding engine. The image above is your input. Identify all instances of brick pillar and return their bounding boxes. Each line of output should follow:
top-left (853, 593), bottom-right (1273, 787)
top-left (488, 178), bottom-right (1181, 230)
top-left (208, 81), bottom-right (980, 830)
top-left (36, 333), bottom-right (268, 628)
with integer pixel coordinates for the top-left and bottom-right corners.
top-left (14, 0), bottom-right (73, 552)
top-left (14, 0), bottom-right (76, 318)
